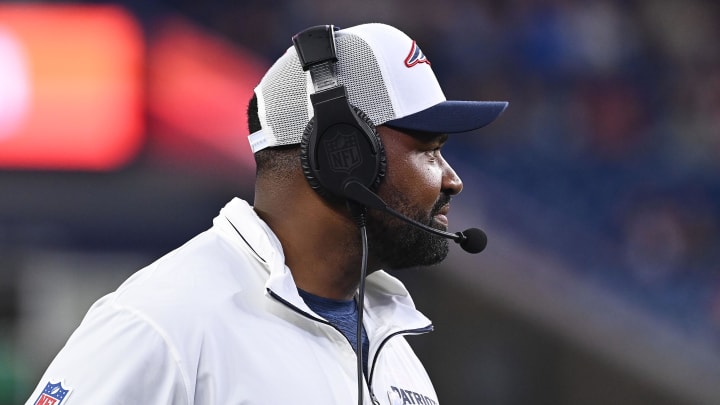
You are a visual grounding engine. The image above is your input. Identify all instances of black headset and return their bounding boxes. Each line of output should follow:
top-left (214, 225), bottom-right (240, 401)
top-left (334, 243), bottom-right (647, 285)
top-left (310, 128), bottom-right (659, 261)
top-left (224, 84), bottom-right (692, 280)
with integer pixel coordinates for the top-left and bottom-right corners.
top-left (293, 25), bottom-right (386, 202)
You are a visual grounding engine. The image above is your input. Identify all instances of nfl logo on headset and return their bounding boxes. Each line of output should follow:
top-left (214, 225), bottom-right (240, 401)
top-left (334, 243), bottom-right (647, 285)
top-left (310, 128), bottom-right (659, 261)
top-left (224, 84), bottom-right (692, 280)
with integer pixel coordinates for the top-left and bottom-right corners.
top-left (34, 381), bottom-right (71, 405)
top-left (327, 128), bottom-right (362, 173)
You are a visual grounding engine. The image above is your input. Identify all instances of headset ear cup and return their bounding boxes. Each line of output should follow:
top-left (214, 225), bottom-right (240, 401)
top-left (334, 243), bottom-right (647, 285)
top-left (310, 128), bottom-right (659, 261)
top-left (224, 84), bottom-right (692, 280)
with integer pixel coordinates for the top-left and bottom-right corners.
top-left (300, 117), bottom-right (332, 199)
top-left (300, 105), bottom-right (387, 200)
top-left (351, 105), bottom-right (386, 191)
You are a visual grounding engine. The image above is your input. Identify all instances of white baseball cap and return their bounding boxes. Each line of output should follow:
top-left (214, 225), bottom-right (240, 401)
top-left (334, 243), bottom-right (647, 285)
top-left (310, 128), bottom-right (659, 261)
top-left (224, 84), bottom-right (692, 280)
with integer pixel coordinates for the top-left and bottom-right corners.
top-left (249, 23), bottom-right (508, 153)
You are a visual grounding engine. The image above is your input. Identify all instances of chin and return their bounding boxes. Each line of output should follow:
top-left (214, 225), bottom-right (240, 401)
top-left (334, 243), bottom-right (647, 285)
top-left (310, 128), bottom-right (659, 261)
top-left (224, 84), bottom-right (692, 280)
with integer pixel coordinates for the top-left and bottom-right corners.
top-left (380, 238), bottom-right (450, 270)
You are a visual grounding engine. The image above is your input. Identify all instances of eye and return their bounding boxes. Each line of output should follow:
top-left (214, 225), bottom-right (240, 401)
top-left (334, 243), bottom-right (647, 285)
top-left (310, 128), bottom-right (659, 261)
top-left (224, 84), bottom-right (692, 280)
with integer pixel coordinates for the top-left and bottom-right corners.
top-left (424, 146), bottom-right (442, 161)
top-left (411, 132), bottom-right (447, 161)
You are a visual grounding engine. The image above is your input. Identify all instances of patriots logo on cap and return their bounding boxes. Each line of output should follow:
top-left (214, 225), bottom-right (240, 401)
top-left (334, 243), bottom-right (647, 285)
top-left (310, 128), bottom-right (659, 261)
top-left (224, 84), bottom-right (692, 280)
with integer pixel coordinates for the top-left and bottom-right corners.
top-left (404, 40), bottom-right (430, 67)
top-left (33, 381), bottom-right (72, 405)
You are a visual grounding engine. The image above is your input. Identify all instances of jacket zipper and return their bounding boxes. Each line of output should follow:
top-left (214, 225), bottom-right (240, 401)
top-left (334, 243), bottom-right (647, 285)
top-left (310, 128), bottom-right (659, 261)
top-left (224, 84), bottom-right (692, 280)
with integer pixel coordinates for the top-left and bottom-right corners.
top-left (268, 288), bottom-right (433, 404)
top-left (367, 325), bottom-right (434, 388)
top-left (267, 290), bottom-right (373, 392)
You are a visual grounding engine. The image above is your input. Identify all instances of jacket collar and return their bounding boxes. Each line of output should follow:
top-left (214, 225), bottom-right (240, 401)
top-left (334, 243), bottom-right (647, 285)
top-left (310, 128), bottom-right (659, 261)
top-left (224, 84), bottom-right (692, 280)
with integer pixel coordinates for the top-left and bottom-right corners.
top-left (214, 197), bottom-right (280, 267)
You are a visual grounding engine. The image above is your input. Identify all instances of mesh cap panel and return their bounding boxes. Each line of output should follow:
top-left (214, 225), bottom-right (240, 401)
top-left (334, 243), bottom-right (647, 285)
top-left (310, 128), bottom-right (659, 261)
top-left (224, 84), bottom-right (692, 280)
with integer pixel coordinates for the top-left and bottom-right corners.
top-left (256, 51), bottom-right (309, 148)
top-left (335, 33), bottom-right (395, 125)
top-left (254, 31), bottom-right (395, 149)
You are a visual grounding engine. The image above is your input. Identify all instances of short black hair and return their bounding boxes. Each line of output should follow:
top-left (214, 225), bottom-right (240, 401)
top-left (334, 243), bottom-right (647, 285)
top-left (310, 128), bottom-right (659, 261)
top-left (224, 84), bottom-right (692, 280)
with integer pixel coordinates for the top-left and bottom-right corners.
top-left (247, 93), bottom-right (261, 134)
top-left (247, 94), bottom-right (301, 176)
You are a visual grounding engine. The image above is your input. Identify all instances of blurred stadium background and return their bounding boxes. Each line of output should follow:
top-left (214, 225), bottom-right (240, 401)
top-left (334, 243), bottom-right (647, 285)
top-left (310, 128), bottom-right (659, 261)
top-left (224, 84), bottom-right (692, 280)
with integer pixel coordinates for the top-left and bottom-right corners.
top-left (1, 0), bottom-right (720, 404)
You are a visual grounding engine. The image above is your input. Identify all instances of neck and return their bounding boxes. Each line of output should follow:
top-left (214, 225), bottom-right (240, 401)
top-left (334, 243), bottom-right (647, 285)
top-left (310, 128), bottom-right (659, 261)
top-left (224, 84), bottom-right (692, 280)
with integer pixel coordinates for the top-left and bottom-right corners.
top-left (254, 177), bottom-right (365, 300)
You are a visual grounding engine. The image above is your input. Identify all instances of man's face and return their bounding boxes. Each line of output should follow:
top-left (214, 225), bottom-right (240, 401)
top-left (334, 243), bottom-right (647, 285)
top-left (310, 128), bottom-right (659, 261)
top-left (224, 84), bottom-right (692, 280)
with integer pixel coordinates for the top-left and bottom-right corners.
top-left (366, 126), bottom-right (464, 270)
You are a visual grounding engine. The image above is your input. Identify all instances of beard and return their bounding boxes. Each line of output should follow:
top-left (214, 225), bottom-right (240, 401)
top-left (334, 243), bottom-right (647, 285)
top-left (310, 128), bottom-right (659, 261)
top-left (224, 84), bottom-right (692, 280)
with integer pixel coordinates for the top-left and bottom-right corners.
top-left (365, 188), bottom-right (451, 270)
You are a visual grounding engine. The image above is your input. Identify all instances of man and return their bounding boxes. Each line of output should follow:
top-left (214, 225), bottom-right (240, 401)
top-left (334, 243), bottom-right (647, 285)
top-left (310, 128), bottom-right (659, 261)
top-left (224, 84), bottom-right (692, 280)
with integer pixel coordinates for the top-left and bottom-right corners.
top-left (26, 23), bottom-right (506, 404)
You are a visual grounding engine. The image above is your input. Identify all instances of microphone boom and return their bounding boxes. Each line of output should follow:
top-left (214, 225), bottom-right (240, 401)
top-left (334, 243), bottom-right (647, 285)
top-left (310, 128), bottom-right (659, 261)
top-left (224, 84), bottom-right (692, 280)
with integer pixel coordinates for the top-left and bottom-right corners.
top-left (343, 181), bottom-right (487, 253)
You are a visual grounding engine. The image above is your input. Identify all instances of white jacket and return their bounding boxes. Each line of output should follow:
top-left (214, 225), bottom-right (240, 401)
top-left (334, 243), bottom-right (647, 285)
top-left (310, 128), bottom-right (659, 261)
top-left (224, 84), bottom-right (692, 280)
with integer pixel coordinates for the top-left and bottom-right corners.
top-left (27, 198), bottom-right (439, 405)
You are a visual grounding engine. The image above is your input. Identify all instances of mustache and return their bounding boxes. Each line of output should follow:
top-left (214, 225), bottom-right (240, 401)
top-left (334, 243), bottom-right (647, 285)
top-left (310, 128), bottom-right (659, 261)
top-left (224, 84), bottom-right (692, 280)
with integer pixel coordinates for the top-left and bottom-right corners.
top-left (430, 193), bottom-right (452, 217)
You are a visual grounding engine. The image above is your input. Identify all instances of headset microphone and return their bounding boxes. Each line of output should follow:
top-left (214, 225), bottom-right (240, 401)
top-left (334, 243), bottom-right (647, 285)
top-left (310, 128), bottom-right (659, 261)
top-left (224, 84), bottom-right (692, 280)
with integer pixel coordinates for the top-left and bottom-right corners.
top-left (343, 181), bottom-right (487, 254)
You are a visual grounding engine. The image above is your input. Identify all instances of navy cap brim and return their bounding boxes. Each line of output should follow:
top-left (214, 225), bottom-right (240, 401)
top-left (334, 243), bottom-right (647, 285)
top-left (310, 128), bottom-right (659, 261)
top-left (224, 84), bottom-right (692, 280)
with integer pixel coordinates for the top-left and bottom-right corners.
top-left (384, 100), bottom-right (508, 133)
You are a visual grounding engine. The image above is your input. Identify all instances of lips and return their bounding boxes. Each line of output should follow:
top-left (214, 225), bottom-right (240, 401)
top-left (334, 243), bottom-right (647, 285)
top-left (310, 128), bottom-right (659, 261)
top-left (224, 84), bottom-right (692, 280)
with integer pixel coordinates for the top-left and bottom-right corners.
top-left (429, 194), bottom-right (452, 228)
top-left (432, 204), bottom-right (450, 228)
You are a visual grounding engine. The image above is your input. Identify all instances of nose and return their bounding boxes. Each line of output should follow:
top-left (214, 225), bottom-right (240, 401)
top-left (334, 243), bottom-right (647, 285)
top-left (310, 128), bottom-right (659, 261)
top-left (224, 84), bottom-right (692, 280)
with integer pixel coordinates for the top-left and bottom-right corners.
top-left (441, 157), bottom-right (463, 196)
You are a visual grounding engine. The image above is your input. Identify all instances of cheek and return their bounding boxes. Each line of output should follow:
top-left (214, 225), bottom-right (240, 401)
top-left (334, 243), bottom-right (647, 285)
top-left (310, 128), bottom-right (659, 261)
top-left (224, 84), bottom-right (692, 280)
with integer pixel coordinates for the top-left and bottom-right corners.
top-left (382, 154), bottom-right (443, 205)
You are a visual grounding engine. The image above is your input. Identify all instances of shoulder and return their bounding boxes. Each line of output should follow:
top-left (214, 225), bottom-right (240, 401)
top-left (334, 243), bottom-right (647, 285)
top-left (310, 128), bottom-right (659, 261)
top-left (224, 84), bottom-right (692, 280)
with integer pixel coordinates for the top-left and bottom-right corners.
top-left (70, 218), bottom-right (273, 355)
top-left (91, 198), bottom-right (280, 336)
top-left (111, 227), bottom-right (267, 318)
